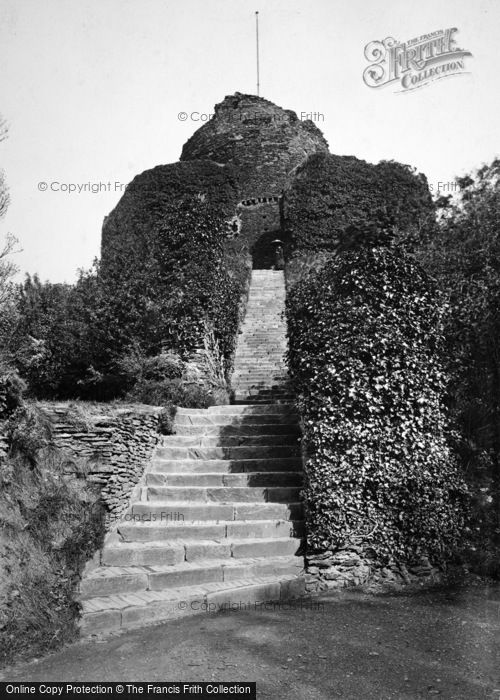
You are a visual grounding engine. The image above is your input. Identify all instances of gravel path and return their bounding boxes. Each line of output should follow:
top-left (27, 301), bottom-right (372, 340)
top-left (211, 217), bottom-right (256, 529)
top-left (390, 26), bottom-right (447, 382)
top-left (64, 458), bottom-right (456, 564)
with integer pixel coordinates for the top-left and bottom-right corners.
top-left (2, 582), bottom-right (499, 699)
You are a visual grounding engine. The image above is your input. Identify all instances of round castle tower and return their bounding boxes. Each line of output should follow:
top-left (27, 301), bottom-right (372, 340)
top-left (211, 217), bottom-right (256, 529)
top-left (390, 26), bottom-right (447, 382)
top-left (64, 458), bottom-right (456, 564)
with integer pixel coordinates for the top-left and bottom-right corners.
top-left (102, 93), bottom-right (329, 270)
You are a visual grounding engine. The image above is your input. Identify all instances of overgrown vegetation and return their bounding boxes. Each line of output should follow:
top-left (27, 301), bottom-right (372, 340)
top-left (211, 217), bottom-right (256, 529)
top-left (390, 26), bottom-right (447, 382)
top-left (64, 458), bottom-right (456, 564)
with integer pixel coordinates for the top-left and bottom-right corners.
top-left (0, 446), bottom-right (105, 664)
top-left (284, 152), bottom-right (435, 255)
top-left (6, 168), bottom-right (251, 404)
top-left (0, 388), bottom-right (105, 665)
top-left (414, 159), bottom-right (500, 576)
top-left (286, 249), bottom-right (468, 564)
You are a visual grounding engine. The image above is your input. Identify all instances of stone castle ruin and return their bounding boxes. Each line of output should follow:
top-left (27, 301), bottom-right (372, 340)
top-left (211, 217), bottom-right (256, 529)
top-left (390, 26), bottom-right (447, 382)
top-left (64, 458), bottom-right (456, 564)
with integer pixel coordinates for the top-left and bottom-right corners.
top-left (76, 93), bottom-right (441, 636)
top-left (102, 93), bottom-right (329, 271)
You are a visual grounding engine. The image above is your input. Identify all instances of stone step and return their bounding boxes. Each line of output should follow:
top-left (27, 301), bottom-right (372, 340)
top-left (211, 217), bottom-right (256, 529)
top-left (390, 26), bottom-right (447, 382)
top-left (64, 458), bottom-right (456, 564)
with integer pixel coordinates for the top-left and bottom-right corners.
top-left (236, 335), bottom-right (286, 340)
top-left (234, 349), bottom-right (286, 353)
top-left (154, 445), bottom-right (299, 460)
top-left (234, 344), bottom-right (286, 348)
top-left (177, 403), bottom-right (293, 415)
top-left (238, 335), bottom-right (284, 339)
top-left (174, 413), bottom-right (297, 426)
top-left (232, 357), bottom-right (286, 361)
top-left (117, 519), bottom-right (304, 542)
top-left (151, 457), bottom-right (302, 473)
top-left (232, 364), bottom-right (285, 368)
top-left (80, 555), bottom-right (304, 599)
top-left (174, 423), bottom-right (300, 437)
top-left (233, 388), bottom-right (293, 394)
top-left (232, 359), bottom-right (286, 363)
top-left (145, 485), bottom-right (301, 503)
top-left (131, 501), bottom-right (304, 521)
top-left (232, 367), bottom-right (287, 371)
top-left (162, 433), bottom-right (299, 447)
top-left (79, 269), bottom-right (307, 639)
top-left (235, 357), bottom-right (286, 360)
top-left (79, 574), bottom-right (306, 636)
top-left (232, 364), bottom-right (287, 368)
top-left (237, 344), bottom-right (285, 347)
top-left (145, 471), bottom-right (302, 488)
top-left (233, 396), bottom-right (294, 404)
top-left (232, 374), bottom-right (290, 380)
top-left (233, 358), bottom-right (285, 362)
top-left (232, 371), bottom-right (288, 377)
top-left (232, 374), bottom-right (287, 379)
top-left (102, 536), bottom-right (302, 567)
top-left (233, 381), bottom-right (289, 388)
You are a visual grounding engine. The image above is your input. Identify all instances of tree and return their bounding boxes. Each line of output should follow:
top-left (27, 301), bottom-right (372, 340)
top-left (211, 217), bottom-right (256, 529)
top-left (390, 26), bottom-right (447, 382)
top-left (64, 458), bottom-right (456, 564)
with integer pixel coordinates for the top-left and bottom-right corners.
top-left (0, 117), bottom-right (21, 371)
top-left (415, 158), bottom-right (500, 575)
top-left (0, 114), bottom-right (10, 219)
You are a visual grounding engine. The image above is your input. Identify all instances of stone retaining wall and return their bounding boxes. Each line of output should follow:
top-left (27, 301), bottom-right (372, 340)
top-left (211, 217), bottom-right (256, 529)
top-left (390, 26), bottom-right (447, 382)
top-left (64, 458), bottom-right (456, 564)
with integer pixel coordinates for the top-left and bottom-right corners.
top-left (305, 547), bottom-right (441, 593)
top-left (38, 403), bottom-right (163, 520)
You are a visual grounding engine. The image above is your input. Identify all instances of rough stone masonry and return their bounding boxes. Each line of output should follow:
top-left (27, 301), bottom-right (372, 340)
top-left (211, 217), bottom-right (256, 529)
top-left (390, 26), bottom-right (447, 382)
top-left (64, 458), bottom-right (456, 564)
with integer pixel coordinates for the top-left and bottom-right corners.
top-left (38, 403), bottom-right (163, 522)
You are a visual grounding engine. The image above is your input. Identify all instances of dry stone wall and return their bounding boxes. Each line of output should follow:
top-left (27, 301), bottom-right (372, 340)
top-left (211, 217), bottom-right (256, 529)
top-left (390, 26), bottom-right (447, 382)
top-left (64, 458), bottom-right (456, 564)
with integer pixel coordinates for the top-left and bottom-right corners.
top-left (38, 403), bottom-right (163, 521)
top-left (304, 548), bottom-right (441, 593)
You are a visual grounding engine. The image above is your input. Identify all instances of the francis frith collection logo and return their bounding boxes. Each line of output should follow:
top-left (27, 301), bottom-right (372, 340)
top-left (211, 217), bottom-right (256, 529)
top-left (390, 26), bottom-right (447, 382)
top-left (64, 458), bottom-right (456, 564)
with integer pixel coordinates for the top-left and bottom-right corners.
top-left (363, 28), bottom-right (472, 92)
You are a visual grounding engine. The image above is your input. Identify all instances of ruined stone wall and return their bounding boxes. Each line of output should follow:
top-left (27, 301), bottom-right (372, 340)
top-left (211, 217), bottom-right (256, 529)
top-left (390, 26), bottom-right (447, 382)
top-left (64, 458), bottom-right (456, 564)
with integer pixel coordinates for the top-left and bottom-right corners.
top-left (38, 403), bottom-right (163, 519)
top-left (181, 93), bottom-right (329, 200)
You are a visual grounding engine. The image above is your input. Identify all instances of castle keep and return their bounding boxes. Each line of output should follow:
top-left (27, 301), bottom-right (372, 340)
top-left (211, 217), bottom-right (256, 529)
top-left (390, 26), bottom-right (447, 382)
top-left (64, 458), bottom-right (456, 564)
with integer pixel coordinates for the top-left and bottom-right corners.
top-left (101, 93), bottom-right (329, 270)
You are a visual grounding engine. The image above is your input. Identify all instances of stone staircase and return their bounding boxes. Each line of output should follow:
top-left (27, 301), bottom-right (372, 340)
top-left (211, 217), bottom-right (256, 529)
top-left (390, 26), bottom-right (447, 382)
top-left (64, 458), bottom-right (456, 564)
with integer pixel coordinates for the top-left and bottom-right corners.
top-left (232, 269), bottom-right (292, 403)
top-left (79, 269), bottom-right (304, 636)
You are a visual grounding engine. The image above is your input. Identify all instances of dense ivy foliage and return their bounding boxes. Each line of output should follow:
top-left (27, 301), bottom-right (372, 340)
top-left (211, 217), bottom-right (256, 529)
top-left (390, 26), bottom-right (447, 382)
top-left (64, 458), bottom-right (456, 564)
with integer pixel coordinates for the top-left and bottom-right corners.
top-left (415, 159), bottom-right (500, 574)
top-left (284, 153), bottom-right (435, 253)
top-left (286, 248), bottom-right (467, 562)
top-left (100, 196), bottom-right (242, 359)
top-left (11, 193), bottom-right (250, 401)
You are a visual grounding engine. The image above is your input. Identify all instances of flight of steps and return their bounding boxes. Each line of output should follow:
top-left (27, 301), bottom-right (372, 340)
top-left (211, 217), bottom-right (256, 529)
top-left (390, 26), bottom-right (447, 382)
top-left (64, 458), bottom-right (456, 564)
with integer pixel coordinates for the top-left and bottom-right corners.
top-left (79, 269), bottom-right (304, 636)
top-left (232, 269), bottom-right (292, 403)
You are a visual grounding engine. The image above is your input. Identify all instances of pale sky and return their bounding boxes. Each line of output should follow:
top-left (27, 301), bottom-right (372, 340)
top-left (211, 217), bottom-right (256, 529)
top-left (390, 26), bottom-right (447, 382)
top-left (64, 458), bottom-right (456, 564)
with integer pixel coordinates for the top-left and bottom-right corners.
top-left (0, 0), bottom-right (497, 282)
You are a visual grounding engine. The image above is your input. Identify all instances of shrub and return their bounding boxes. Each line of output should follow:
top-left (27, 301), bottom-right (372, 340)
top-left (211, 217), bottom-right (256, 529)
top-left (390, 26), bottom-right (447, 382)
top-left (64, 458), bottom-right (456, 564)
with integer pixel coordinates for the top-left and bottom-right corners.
top-left (126, 377), bottom-right (214, 409)
top-left (0, 368), bottom-right (25, 419)
top-left (414, 159), bottom-right (500, 575)
top-left (286, 247), bottom-right (468, 564)
top-left (11, 272), bottom-right (103, 400)
top-left (7, 404), bottom-right (53, 465)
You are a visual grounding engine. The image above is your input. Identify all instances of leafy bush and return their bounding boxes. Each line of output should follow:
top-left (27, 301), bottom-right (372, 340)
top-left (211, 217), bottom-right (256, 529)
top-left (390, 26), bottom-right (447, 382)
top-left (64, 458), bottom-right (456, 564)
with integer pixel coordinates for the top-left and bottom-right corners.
top-left (0, 368), bottom-right (25, 419)
top-left (286, 247), bottom-right (468, 564)
top-left (119, 334), bottom-right (229, 410)
top-left (284, 153), bottom-right (435, 254)
top-left (126, 377), bottom-right (214, 409)
top-left (11, 272), bottom-right (104, 399)
top-left (415, 159), bottom-right (500, 575)
top-left (7, 404), bottom-right (53, 465)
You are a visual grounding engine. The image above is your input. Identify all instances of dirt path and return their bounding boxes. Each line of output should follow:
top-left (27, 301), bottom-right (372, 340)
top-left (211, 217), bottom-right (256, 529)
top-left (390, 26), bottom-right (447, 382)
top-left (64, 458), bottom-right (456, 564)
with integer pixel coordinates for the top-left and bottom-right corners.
top-left (2, 582), bottom-right (500, 699)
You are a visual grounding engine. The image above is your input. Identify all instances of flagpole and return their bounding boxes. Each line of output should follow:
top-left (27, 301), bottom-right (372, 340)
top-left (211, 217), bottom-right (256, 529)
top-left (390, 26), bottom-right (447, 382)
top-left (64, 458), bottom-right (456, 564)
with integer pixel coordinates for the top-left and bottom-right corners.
top-left (255, 11), bottom-right (260, 96)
